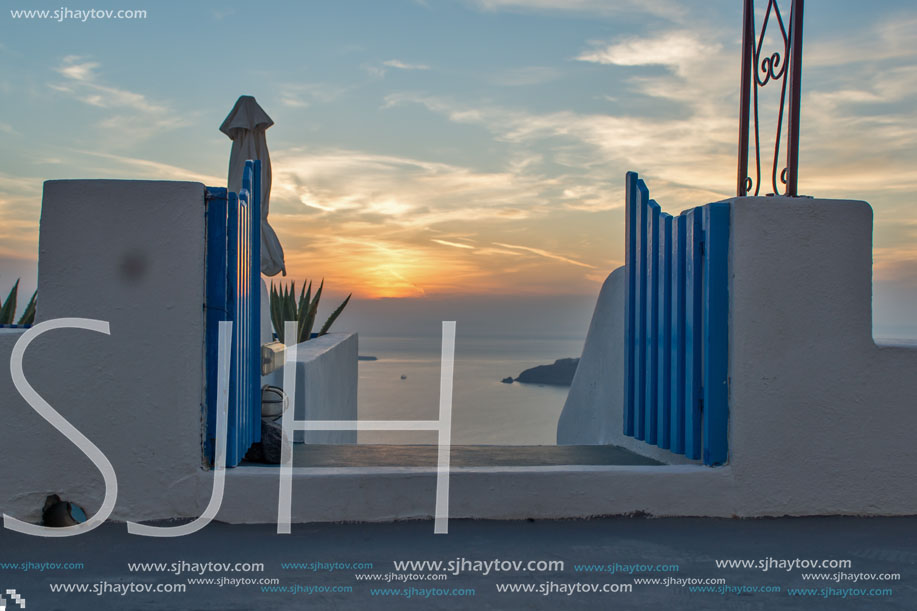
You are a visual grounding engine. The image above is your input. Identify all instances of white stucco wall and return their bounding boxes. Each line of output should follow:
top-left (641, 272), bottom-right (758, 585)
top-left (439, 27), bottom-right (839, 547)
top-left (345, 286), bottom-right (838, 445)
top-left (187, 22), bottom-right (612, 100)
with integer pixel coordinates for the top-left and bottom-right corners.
top-left (726, 196), bottom-right (917, 515)
top-left (556, 196), bottom-right (917, 516)
top-left (262, 332), bottom-right (358, 443)
top-left (0, 180), bottom-right (209, 524)
top-left (3, 184), bottom-right (915, 527)
top-left (557, 267), bottom-right (699, 464)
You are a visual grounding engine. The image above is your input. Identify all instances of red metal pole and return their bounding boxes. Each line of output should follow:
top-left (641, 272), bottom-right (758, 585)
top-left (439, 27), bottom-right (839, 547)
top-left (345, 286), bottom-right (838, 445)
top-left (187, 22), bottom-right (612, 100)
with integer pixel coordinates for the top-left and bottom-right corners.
top-left (785, 0), bottom-right (804, 196)
top-left (736, 0), bottom-right (754, 196)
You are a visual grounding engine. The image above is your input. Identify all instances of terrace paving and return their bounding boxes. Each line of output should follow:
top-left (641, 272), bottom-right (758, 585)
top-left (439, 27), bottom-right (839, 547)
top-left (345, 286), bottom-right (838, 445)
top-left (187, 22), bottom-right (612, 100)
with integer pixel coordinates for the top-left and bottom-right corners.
top-left (4, 516), bottom-right (914, 609)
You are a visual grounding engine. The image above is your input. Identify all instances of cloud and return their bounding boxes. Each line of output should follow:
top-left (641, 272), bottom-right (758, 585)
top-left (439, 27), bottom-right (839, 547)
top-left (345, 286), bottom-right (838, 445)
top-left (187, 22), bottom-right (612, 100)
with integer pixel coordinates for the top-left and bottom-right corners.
top-left (806, 14), bottom-right (917, 68)
top-left (276, 82), bottom-right (351, 108)
top-left (383, 92), bottom-right (735, 208)
top-left (383, 59), bottom-right (430, 71)
top-left (257, 146), bottom-right (614, 297)
top-left (363, 59), bottom-right (432, 80)
top-left (56, 57), bottom-right (99, 82)
top-left (431, 238), bottom-right (476, 249)
top-left (70, 150), bottom-right (224, 185)
top-left (492, 66), bottom-right (562, 86)
top-left (493, 242), bottom-right (596, 268)
top-left (576, 31), bottom-right (719, 77)
top-left (49, 56), bottom-right (182, 141)
top-left (271, 147), bottom-right (552, 227)
top-left (362, 64), bottom-right (387, 79)
top-left (54, 56), bottom-right (167, 113)
top-left (385, 9), bottom-right (917, 214)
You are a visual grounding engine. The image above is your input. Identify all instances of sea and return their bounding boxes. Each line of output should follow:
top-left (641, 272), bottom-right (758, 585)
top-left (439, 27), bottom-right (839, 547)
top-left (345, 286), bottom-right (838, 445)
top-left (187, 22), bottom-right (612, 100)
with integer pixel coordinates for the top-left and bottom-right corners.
top-left (355, 335), bottom-right (585, 445)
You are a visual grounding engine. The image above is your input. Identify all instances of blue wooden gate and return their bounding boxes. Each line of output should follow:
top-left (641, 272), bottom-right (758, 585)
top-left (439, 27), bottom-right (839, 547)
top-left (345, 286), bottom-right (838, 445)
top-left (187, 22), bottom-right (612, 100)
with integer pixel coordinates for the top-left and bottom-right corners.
top-left (623, 172), bottom-right (729, 466)
top-left (204, 159), bottom-right (262, 467)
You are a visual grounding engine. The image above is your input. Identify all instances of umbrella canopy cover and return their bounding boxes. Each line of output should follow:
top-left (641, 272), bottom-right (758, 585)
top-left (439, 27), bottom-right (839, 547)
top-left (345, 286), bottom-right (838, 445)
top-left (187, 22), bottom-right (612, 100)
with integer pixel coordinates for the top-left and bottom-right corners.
top-left (220, 95), bottom-right (286, 276)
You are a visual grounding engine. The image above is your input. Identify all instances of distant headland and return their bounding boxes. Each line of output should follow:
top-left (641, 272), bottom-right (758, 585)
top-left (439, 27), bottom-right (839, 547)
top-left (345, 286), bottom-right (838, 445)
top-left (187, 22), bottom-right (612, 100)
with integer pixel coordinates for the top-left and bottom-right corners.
top-left (503, 358), bottom-right (579, 386)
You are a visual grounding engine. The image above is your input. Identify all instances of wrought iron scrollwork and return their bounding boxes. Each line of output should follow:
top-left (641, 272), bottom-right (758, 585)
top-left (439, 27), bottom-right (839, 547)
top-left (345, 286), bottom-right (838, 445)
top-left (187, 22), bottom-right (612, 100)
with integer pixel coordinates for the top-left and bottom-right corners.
top-left (737, 0), bottom-right (805, 197)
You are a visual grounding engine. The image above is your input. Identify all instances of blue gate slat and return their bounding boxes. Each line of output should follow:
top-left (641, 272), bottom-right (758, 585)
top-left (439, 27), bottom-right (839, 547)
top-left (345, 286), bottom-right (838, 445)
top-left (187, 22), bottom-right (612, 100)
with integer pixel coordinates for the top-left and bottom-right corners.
top-left (238, 190), bottom-right (246, 466)
top-left (645, 200), bottom-right (660, 445)
top-left (204, 161), bottom-right (264, 469)
top-left (251, 160), bottom-right (263, 444)
top-left (634, 179), bottom-right (649, 440)
top-left (684, 208), bottom-right (704, 460)
top-left (242, 182), bottom-right (250, 459)
top-left (204, 187), bottom-right (228, 464)
top-left (623, 172), bottom-right (638, 436)
top-left (657, 212), bottom-right (673, 449)
top-left (703, 203), bottom-right (730, 465)
top-left (226, 190), bottom-right (241, 467)
top-left (237, 193), bottom-right (245, 464)
top-left (670, 214), bottom-right (687, 455)
top-left (241, 189), bottom-right (249, 462)
top-left (621, 171), bottom-right (728, 465)
top-left (240, 161), bottom-right (253, 463)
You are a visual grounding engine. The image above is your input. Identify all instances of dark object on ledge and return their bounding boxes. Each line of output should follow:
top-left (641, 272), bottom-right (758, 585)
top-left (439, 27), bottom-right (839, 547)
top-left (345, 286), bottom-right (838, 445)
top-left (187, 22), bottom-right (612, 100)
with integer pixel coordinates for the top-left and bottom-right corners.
top-left (244, 417), bottom-right (284, 464)
top-left (515, 358), bottom-right (579, 386)
top-left (42, 494), bottom-right (86, 527)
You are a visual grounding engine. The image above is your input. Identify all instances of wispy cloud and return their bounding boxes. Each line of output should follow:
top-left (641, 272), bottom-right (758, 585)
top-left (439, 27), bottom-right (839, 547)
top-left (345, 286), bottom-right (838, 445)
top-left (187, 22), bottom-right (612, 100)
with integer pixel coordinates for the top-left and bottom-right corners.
top-left (431, 238), bottom-right (476, 249)
top-left (53, 56), bottom-right (167, 113)
top-left (383, 92), bottom-right (734, 208)
top-left (364, 59), bottom-right (432, 79)
top-left (383, 59), bottom-right (430, 71)
top-left (49, 56), bottom-right (183, 142)
top-left (70, 150), bottom-right (224, 185)
top-left (492, 66), bottom-right (562, 86)
top-left (806, 14), bottom-right (917, 67)
top-left (259, 146), bottom-right (613, 297)
top-left (576, 31), bottom-right (719, 77)
top-left (276, 81), bottom-right (351, 108)
top-left (271, 147), bottom-right (551, 226)
top-left (494, 242), bottom-right (595, 268)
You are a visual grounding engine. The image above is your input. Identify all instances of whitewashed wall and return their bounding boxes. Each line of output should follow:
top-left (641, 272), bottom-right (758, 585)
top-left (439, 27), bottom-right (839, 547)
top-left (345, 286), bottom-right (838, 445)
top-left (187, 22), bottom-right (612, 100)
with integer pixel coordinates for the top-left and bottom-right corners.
top-left (262, 332), bottom-right (358, 444)
top-left (3, 183), bottom-right (915, 527)
top-left (558, 196), bottom-right (917, 516)
top-left (0, 180), bottom-right (209, 524)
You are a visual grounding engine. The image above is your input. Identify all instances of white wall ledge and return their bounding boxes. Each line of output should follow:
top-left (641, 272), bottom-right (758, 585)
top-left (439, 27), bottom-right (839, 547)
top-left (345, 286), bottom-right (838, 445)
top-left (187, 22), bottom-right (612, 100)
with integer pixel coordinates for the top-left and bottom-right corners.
top-left (261, 332), bottom-right (358, 444)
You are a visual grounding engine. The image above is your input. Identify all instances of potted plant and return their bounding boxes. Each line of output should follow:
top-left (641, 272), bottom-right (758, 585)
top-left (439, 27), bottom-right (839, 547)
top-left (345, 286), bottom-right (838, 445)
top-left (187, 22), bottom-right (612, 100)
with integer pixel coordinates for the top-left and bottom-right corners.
top-left (0, 279), bottom-right (37, 327)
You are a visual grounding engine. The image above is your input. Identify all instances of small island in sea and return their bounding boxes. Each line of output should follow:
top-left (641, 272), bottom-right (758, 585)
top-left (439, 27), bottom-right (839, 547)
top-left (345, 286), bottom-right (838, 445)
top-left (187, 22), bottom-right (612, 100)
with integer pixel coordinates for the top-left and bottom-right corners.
top-left (503, 357), bottom-right (579, 386)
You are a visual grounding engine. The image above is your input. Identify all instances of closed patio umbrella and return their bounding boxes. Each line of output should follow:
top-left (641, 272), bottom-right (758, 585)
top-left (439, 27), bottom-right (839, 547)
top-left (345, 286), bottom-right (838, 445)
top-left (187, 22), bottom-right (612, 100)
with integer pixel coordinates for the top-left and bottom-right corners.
top-left (220, 95), bottom-right (286, 276)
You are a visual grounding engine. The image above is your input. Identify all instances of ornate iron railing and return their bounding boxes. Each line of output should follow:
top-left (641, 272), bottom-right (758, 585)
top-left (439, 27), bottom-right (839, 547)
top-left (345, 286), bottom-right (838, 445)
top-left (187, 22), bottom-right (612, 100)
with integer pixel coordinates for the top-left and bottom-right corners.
top-left (737, 0), bottom-right (805, 197)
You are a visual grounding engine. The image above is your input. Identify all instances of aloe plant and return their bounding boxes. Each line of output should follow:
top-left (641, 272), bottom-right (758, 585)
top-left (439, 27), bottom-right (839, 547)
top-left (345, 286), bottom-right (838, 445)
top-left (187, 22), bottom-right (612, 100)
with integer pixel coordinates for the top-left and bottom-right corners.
top-left (270, 279), bottom-right (351, 344)
top-left (0, 279), bottom-right (18, 324)
top-left (17, 289), bottom-right (37, 325)
top-left (0, 279), bottom-right (36, 325)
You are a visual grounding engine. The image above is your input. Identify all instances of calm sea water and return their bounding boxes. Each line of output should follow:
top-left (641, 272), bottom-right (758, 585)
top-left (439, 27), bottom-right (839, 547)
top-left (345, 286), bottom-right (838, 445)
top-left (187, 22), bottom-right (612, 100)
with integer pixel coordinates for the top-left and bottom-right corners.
top-left (356, 335), bottom-right (585, 445)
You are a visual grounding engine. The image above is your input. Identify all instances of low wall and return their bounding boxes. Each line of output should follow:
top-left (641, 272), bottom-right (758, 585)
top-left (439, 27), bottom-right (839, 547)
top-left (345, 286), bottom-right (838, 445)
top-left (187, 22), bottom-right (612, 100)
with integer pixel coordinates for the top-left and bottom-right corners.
top-left (0, 180), bottom-right (209, 524)
top-left (557, 267), bottom-right (699, 464)
top-left (4, 181), bottom-right (914, 527)
top-left (558, 195), bottom-right (917, 516)
top-left (727, 196), bottom-right (917, 515)
top-left (262, 332), bottom-right (358, 444)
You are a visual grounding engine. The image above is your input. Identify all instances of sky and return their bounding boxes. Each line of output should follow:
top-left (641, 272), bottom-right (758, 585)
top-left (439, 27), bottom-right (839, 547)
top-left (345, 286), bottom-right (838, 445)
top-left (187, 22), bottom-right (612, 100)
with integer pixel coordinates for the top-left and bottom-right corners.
top-left (1, 0), bottom-right (915, 338)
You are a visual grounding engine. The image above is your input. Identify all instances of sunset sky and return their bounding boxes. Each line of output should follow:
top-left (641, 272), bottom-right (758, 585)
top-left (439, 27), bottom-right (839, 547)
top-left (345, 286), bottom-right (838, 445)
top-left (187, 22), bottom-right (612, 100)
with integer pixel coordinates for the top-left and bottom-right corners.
top-left (1, 0), bottom-right (915, 337)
